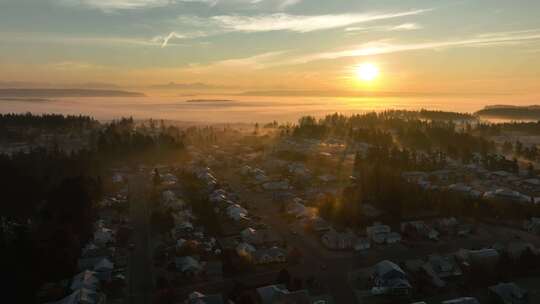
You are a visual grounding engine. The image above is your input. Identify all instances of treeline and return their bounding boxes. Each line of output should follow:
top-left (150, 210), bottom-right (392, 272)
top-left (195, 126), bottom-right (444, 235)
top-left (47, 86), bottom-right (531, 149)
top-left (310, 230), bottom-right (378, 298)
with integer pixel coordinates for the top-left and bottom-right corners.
top-left (291, 113), bottom-right (495, 158)
top-left (476, 121), bottom-right (540, 136)
top-left (476, 106), bottom-right (540, 120)
top-left (319, 152), bottom-right (539, 227)
top-left (1, 148), bottom-right (102, 303)
top-left (95, 117), bottom-right (185, 163)
top-left (0, 112), bottom-right (97, 130)
top-left (0, 113), bottom-right (187, 302)
top-left (383, 109), bottom-right (476, 121)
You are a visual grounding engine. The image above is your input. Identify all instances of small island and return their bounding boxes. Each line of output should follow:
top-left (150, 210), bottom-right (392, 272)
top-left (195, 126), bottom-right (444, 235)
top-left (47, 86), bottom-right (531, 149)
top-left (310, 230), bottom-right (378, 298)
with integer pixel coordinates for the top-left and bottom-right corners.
top-left (476, 105), bottom-right (540, 120)
top-left (0, 88), bottom-right (146, 98)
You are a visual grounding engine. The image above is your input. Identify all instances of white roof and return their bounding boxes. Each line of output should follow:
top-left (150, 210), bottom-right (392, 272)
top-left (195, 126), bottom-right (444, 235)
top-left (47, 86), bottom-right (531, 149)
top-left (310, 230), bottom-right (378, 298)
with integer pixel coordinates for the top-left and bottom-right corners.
top-left (70, 270), bottom-right (99, 292)
top-left (93, 258), bottom-right (114, 271)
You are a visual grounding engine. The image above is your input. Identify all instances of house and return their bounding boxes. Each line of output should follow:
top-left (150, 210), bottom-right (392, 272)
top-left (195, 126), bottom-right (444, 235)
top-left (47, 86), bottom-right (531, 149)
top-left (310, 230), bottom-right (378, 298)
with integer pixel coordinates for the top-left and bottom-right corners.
top-left (385, 232), bottom-right (402, 244)
top-left (366, 223), bottom-right (391, 244)
top-left (305, 217), bottom-right (331, 233)
top-left (226, 204), bottom-right (249, 221)
top-left (421, 255), bottom-right (462, 288)
top-left (489, 282), bottom-right (528, 304)
top-left (184, 291), bottom-right (226, 304)
top-left (93, 227), bottom-right (115, 246)
top-left (401, 171), bottom-right (428, 183)
top-left (321, 229), bottom-right (356, 250)
top-left (435, 217), bottom-right (458, 234)
top-left (236, 242), bottom-right (256, 258)
top-left (175, 256), bottom-right (203, 276)
top-left (252, 247), bottom-right (287, 264)
top-left (241, 228), bottom-right (262, 245)
top-left (523, 217), bottom-right (540, 234)
top-left (505, 242), bottom-right (538, 261)
top-left (442, 297), bottom-right (480, 304)
top-left (354, 238), bottom-right (371, 251)
top-left (262, 180), bottom-right (290, 191)
top-left (484, 189), bottom-right (531, 204)
top-left (70, 271), bottom-right (100, 292)
top-left (46, 288), bottom-right (106, 304)
top-left (256, 284), bottom-right (329, 304)
top-left (456, 248), bottom-right (500, 269)
top-left (370, 260), bottom-right (412, 295)
top-left (401, 221), bottom-right (440, 240)
top-left (318, 174), bottom-right (337, 183)
top-left (93, 258), bottom-right (114, 281)
top-left (286, 199), bottom-right (310, 218)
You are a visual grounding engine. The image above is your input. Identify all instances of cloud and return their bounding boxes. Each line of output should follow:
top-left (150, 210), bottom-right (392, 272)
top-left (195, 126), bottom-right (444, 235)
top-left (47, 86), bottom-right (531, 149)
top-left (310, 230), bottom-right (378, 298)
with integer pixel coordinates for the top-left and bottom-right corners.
top-left (57, 0), bottom-right (300, 11)
top-left (155, 9), bottom-right (428, 47)
top-left (291, 29), bottom-right (540, 63)
top-left (207, 50), bottom-right (288, 69)
top-left (209, 9), bottom-right (430, 33)
top-left (345, 22), bottom-right (422, 33)
top-left (0, 32), bottom-right (160, 46)
top-left (391, 23), bottom-right (422, 31)
top-left (57, 0), bottom-right (172, 11)
top-left (178, 50), bottom-right (288, 73)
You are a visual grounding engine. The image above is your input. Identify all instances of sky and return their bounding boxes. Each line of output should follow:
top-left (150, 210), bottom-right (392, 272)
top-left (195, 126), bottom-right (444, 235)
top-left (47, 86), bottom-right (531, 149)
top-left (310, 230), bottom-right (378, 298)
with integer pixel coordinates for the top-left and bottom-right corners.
top-left (1, 0), bottom-right (540, 98)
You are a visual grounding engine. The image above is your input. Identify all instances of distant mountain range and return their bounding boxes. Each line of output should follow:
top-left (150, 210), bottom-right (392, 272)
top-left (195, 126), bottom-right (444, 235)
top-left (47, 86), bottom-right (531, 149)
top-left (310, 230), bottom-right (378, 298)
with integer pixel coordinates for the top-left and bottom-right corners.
top-left (476, 105), bottom-right (540, 120)
top-left (0, 88), bottom-right (145, 98)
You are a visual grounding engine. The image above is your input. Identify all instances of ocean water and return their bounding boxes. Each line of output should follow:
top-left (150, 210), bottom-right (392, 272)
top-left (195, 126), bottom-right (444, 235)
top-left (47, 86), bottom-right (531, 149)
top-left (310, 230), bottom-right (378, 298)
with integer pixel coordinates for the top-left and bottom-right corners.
top-left (0, 94), bottom-right (538, 123)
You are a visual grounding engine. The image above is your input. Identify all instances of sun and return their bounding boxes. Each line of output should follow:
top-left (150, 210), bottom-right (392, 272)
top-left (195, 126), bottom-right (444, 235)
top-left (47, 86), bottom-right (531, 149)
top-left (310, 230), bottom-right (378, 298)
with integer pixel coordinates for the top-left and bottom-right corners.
top-left (355, 63), bottom-right (380, 82)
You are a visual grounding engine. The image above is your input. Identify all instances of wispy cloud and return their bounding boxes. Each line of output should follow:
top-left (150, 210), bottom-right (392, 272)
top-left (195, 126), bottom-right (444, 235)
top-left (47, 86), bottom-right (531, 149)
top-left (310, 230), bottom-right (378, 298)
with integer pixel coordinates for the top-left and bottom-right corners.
top-left (209, 9), bottom-right (430, 33)
top-left (152, 31), bottom-right (209, 47)
top-left (57, 0), bottom-right (173, 11)
top-left (0, 31), bottom-right (160, 46)
top-left (57, 0), bottom-right (300, 11)
top-left (181, 50), bottom-right (288, 73)
top-left (292, 29), bottom-right (540, 64)
top-left (345, 22), bottom-right (422, 33)
top-left (391, 23), bottom-right (422, 31)
top-left (157, 9), bottom-right (429, 47)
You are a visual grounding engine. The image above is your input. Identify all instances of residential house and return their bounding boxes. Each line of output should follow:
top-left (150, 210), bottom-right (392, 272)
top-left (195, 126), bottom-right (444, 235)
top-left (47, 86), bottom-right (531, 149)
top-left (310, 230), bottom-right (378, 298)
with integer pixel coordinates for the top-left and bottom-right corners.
top-left (456, 248), bottom-right (500, 269)
top-left (240, 228), bottom-right (282, 246)
top-left (489, 282), bottom-right (528, 304)
top-left (354, 238), bottom-right (371, 251)
top-left (184, 291), bottom-right (226, 304)
top-left (401, 221), bottom-right (439, 241)
top-left (93, 227), bottom-right (115, 246)
top-left (46, 288), bottom-right (106, 304)
top-left (236, 242), bottom-right (256, 259)
top-left (226, 204), bottom-right (249, 221)
top-left (370, 260), bottom-right (412, 295)
top-left (523, 217), bottom-right (540, 234)
top-left (256, 284), bottom-right (332, 304)
top-left (321, 229), bottom-right (356, 250)
top-left (366, 223), bottom-right (391, 244)
top-left (305, 217), bottom-right (331, 233)
top-left (442, 297), bottom-right (480, 304)
top-left (252, 247), bottom-right (287, 265)
top-left (484, 189), bottom-right (531, 204)
top-left (70, 271), bottom-right (100, 292)
top-left (422, 255), bottom-right (462, 288)
top-left (175, 256), bottom-right (203, 276)
top-left (93, 258), bottom-right (114, 281)
top-left (385, 232), bottom-right (402, 244)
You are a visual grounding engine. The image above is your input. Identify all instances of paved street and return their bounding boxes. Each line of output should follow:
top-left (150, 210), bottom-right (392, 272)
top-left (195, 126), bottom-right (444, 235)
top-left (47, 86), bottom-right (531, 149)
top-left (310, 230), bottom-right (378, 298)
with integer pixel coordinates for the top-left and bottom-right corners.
top-left (128, 174), bottom-right (155, 304)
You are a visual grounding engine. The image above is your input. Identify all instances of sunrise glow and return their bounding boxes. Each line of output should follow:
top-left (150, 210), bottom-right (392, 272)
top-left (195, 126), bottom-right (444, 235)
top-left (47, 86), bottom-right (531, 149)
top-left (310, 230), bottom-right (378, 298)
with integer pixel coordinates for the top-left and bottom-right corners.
top-left (355, 63), bottom-right (380, 82)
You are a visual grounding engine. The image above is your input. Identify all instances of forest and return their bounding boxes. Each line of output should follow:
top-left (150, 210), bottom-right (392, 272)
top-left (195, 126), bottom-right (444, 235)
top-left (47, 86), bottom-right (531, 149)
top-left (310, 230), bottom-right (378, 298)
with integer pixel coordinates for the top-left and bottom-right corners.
top-left (0, 113), bottom-right (186, 302)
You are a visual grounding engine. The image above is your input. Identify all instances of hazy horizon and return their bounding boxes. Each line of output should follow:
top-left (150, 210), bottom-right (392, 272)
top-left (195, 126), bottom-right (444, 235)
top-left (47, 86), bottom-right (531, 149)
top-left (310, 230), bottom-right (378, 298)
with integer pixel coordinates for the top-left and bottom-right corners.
top-left (2, 0), bottom-right (540, 106)
top-left (2, 94), bottom-right (539, 123)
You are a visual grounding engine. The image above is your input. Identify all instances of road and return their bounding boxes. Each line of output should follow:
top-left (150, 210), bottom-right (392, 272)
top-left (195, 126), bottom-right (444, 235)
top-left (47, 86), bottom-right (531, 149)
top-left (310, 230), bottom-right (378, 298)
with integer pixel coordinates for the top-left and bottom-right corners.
top-left (220, 171), bottom-right (359, 304)
top-left (127, 174), bottom-right (155, 304)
